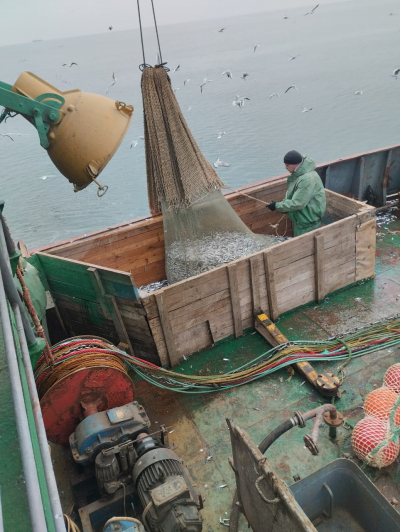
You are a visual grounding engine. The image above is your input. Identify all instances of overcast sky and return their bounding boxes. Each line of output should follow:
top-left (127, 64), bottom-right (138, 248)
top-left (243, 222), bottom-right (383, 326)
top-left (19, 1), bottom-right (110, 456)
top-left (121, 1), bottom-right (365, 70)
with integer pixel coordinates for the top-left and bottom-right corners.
top-left (1, 0), bottom-right (351, 46)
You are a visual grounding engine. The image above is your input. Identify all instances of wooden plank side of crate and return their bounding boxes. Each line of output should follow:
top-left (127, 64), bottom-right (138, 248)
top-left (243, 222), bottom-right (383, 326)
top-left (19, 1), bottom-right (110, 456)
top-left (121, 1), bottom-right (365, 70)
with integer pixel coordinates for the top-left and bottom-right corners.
top-left (174, 321), bottom-right (214, 360)
top-left (46, 217), bottom-right (164, 258)
top-left (277, 245), bottom-right (356, 312)
top-left (147, 214), bottom-right (362, 359)
top-left (325, 189), bottom-right (370, 213)
top-left (314, 234), bottom-right (325, 302)
top-left (355, 218), bottom-right (376, 281)
top-left (35, 252), bottom-right (159, 363)
top-left (146, 317), bottom-right (169, 366)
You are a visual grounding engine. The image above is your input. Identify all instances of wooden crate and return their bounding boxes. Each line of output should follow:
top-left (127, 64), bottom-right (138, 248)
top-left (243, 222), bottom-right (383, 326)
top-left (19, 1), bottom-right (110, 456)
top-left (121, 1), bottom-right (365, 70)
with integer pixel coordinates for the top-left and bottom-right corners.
top-left (34, 178), bottom-right (376, 367)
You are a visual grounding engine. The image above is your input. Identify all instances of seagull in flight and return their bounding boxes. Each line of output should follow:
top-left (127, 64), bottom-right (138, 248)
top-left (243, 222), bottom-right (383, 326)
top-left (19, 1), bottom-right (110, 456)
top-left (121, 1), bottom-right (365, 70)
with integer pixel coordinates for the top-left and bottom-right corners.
top-left (173, 87), bottom-right (180, 93)
top-left (214, 158), bottom-right (230, 168)
top-left (106, 72), bottom-right (117, 95)
top-left (39, 175), bottom-right (55, 180)
top-left (287, 54), bottom-right (300, 61)
top-left (354, 90), bottom-right (363, 96)
top-left (217, 132), bottom-right (226, 139)
top-left (183, 78), bottom-right (190, 86)
top-left (62, 62), bottom-right (78, 67)
top-left (241, 73), bottom-right (249, 81)
top-left (173, 65), bottom-right (180, 73)
top-left (200, 78), bottom-right (212, 93)
top-left (285, 85), bottom-right (299, 93)
top-left (222, 70), bottom-right (233, 79)
top-left (253, 44), bottom-right (260, 52)
top-left (108, 26), bottom-right (114, 30)
top-left (270, 93), bottom-right (280, 99)
top-left (304, 4), bottom-right (319, 15)
top-left (232, 95), bottom-right (250, 108)
top-left (130, 136), bottom-right (144, 148)
top-left (218, 28), bottom-right (226, 33)
top-left (391, 68), bottom-right (400, 79)
top-left (1, 134), bottom-right (14, 141)
top-left (283, 16), bottom-right (289, 19)
top-left (301, 105), bottom-right (313, 113)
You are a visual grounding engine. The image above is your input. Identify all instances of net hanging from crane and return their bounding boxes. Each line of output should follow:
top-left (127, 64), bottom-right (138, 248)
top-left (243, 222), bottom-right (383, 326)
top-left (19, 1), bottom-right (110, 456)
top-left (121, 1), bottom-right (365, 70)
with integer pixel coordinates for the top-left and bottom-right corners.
top-left (142, 66), bottom-right (278, 283)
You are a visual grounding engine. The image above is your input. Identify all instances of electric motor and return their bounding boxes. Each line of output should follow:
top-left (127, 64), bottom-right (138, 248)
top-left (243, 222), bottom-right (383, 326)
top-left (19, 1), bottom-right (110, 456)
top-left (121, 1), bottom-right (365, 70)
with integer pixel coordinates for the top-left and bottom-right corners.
top-left (132, 436), bottom-right (202, 532)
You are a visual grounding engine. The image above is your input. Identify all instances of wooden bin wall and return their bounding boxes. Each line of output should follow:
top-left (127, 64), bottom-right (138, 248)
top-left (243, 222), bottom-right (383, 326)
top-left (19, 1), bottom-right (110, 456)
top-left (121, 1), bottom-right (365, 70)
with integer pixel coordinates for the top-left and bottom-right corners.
top-left (141, 198), bottom-right (375, 366)
top-left (39, 176), bottom-right (293, 286)
top-left (35, 181), bottom-right (376, 367)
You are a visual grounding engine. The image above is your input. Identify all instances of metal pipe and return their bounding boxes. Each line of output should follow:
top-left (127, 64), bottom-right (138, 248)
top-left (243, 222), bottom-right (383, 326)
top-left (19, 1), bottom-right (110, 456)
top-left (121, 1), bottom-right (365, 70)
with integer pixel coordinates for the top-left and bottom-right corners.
top-left (0, 212), bottom-right (16, 256)
top-left (14, 303), bottom-right (66, 532)
top-left (0, 243), bottom-right (36, 344)
top-left (305, 404), bottom-right (337, 446)
top-left (0, 265), bottom-right (47, 531)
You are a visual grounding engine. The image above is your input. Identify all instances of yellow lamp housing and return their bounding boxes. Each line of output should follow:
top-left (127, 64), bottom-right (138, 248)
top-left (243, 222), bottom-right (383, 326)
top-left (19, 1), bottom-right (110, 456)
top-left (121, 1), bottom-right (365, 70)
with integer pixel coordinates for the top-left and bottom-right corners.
top-left (10, 72), bottom-right (133, 195)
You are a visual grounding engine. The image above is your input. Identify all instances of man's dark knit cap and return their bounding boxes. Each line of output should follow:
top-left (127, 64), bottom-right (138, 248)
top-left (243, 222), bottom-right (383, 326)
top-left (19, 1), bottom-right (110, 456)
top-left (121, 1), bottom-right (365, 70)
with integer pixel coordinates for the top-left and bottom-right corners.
top-left (284, 150), bottom-right (303, 165)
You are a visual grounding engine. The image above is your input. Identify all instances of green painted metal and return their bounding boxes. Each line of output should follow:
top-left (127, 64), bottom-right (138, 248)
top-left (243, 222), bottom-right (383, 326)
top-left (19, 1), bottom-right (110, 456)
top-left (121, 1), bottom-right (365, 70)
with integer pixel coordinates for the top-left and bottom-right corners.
top-left (8, 250), bottom-right (21, 276)
top-left (8, 308), bottom-right (56, 532)
top-left (0, 319), bottom-right (32, 531)
top-left (0, 83), bottom-right (64, 148)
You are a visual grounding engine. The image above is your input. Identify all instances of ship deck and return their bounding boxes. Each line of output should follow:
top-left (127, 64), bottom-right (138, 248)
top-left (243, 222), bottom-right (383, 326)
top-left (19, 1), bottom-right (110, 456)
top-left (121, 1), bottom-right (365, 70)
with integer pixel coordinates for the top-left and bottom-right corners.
top-left (134, 206), bottom-right (400, 529)
top-left (1, 207), bottom-right (400, 531)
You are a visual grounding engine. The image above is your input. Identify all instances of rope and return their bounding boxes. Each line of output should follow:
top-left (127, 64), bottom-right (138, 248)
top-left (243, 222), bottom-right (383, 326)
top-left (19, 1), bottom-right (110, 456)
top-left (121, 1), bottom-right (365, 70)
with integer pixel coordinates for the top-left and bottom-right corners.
top-left (64, 514), bottom-right (81, 532)
top-left (16, 263), bottom-right (54, 368)
top-left (224, 186), bottom-right (288, 237)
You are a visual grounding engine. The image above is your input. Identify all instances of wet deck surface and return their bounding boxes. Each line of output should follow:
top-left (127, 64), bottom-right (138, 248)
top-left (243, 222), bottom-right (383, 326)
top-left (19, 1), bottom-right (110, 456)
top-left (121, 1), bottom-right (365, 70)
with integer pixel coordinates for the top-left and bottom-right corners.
top-left (133, 207), bottom-right (400, 531)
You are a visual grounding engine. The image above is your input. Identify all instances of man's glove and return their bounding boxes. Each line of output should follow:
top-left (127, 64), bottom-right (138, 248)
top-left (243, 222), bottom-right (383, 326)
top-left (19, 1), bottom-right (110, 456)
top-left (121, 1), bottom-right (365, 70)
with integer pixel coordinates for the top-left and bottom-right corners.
top-left (267, 201), bottom-right (276, 211)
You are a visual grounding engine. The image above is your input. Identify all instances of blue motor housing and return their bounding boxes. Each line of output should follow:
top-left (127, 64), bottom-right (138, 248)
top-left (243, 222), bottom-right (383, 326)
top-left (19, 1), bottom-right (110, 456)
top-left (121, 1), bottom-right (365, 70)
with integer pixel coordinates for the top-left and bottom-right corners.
top-left (69, 401), bottom-right (150, 464)
top-left (103, 518), bottom-right (145, 532)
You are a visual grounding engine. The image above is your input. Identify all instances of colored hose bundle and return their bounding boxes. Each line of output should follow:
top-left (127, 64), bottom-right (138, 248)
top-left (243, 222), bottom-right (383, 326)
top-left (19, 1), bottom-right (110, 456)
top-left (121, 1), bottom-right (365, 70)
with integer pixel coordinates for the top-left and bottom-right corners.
top-left (34, 316), bottom-right (400, 395)
top-left (34, 337), bottom-right (129, 398)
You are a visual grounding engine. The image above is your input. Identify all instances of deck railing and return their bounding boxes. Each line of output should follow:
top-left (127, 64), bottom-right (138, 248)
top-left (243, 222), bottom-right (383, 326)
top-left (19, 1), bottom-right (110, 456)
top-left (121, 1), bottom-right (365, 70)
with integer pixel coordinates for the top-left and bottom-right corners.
top-left (0, 209), bottom-right (66, 532)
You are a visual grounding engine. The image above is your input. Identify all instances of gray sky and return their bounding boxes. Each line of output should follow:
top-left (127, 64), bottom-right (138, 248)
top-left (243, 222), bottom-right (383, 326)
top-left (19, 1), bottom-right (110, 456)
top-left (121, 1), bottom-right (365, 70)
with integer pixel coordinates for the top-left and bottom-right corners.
top-left (1, 0), bottom-right (349, 46)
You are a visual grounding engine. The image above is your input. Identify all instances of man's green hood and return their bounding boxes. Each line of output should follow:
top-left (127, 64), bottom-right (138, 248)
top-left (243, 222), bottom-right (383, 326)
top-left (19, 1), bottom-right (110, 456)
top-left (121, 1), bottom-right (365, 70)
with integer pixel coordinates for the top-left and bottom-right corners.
top-left (291, 156), bottom-right (316, 178)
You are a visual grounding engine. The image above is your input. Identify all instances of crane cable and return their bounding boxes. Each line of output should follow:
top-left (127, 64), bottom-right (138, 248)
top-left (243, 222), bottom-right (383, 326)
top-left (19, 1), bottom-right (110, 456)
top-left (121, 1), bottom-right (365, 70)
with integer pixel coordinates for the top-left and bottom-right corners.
top-left (137, 0), bottom-right (165, 69)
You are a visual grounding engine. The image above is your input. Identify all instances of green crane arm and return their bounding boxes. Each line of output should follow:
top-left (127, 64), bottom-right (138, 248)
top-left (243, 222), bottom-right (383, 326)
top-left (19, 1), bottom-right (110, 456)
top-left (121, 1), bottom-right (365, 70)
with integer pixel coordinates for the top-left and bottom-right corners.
top-left (0, 81), bottom-right (65, 148)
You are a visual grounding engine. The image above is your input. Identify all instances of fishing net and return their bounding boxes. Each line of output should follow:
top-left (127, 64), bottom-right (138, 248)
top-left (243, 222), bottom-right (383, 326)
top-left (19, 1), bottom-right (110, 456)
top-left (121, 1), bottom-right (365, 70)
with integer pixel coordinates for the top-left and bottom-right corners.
top-left (351, 416), bottom-right (400, 468)
top-left (142, 66), bottom-right (278, 283)
top-left (383, 363), bottom-right (400, 393)
top-left (364, 386), bottom-right (398, 421)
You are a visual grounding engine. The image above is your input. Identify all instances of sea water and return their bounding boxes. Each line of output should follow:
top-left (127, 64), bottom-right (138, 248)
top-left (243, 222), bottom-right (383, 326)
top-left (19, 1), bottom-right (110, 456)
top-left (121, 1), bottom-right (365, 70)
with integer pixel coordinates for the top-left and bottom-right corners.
top-left (1, 0), bottom-right (400, 249)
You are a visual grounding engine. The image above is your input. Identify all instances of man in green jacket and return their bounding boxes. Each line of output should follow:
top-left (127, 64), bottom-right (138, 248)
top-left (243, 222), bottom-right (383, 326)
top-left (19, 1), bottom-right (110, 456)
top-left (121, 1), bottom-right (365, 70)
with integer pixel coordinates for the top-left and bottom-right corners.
top-left (267, 150), bottom-right (326, 237)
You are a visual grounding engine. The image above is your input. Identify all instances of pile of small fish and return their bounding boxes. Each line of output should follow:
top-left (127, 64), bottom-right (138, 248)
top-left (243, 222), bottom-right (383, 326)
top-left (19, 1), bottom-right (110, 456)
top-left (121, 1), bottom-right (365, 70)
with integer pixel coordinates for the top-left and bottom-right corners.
top-left (376, 207), bottom-right (398, 228)
top-left (166, 231), bottom-right (279, 283)
top-left (138, 279), bottom-right (169, 295)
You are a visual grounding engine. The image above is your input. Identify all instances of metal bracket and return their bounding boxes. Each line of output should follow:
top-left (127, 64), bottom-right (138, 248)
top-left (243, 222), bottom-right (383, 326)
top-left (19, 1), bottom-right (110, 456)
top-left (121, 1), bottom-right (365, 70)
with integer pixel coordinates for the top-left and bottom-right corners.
top-left (254, 311), bottom-right (340, 397)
